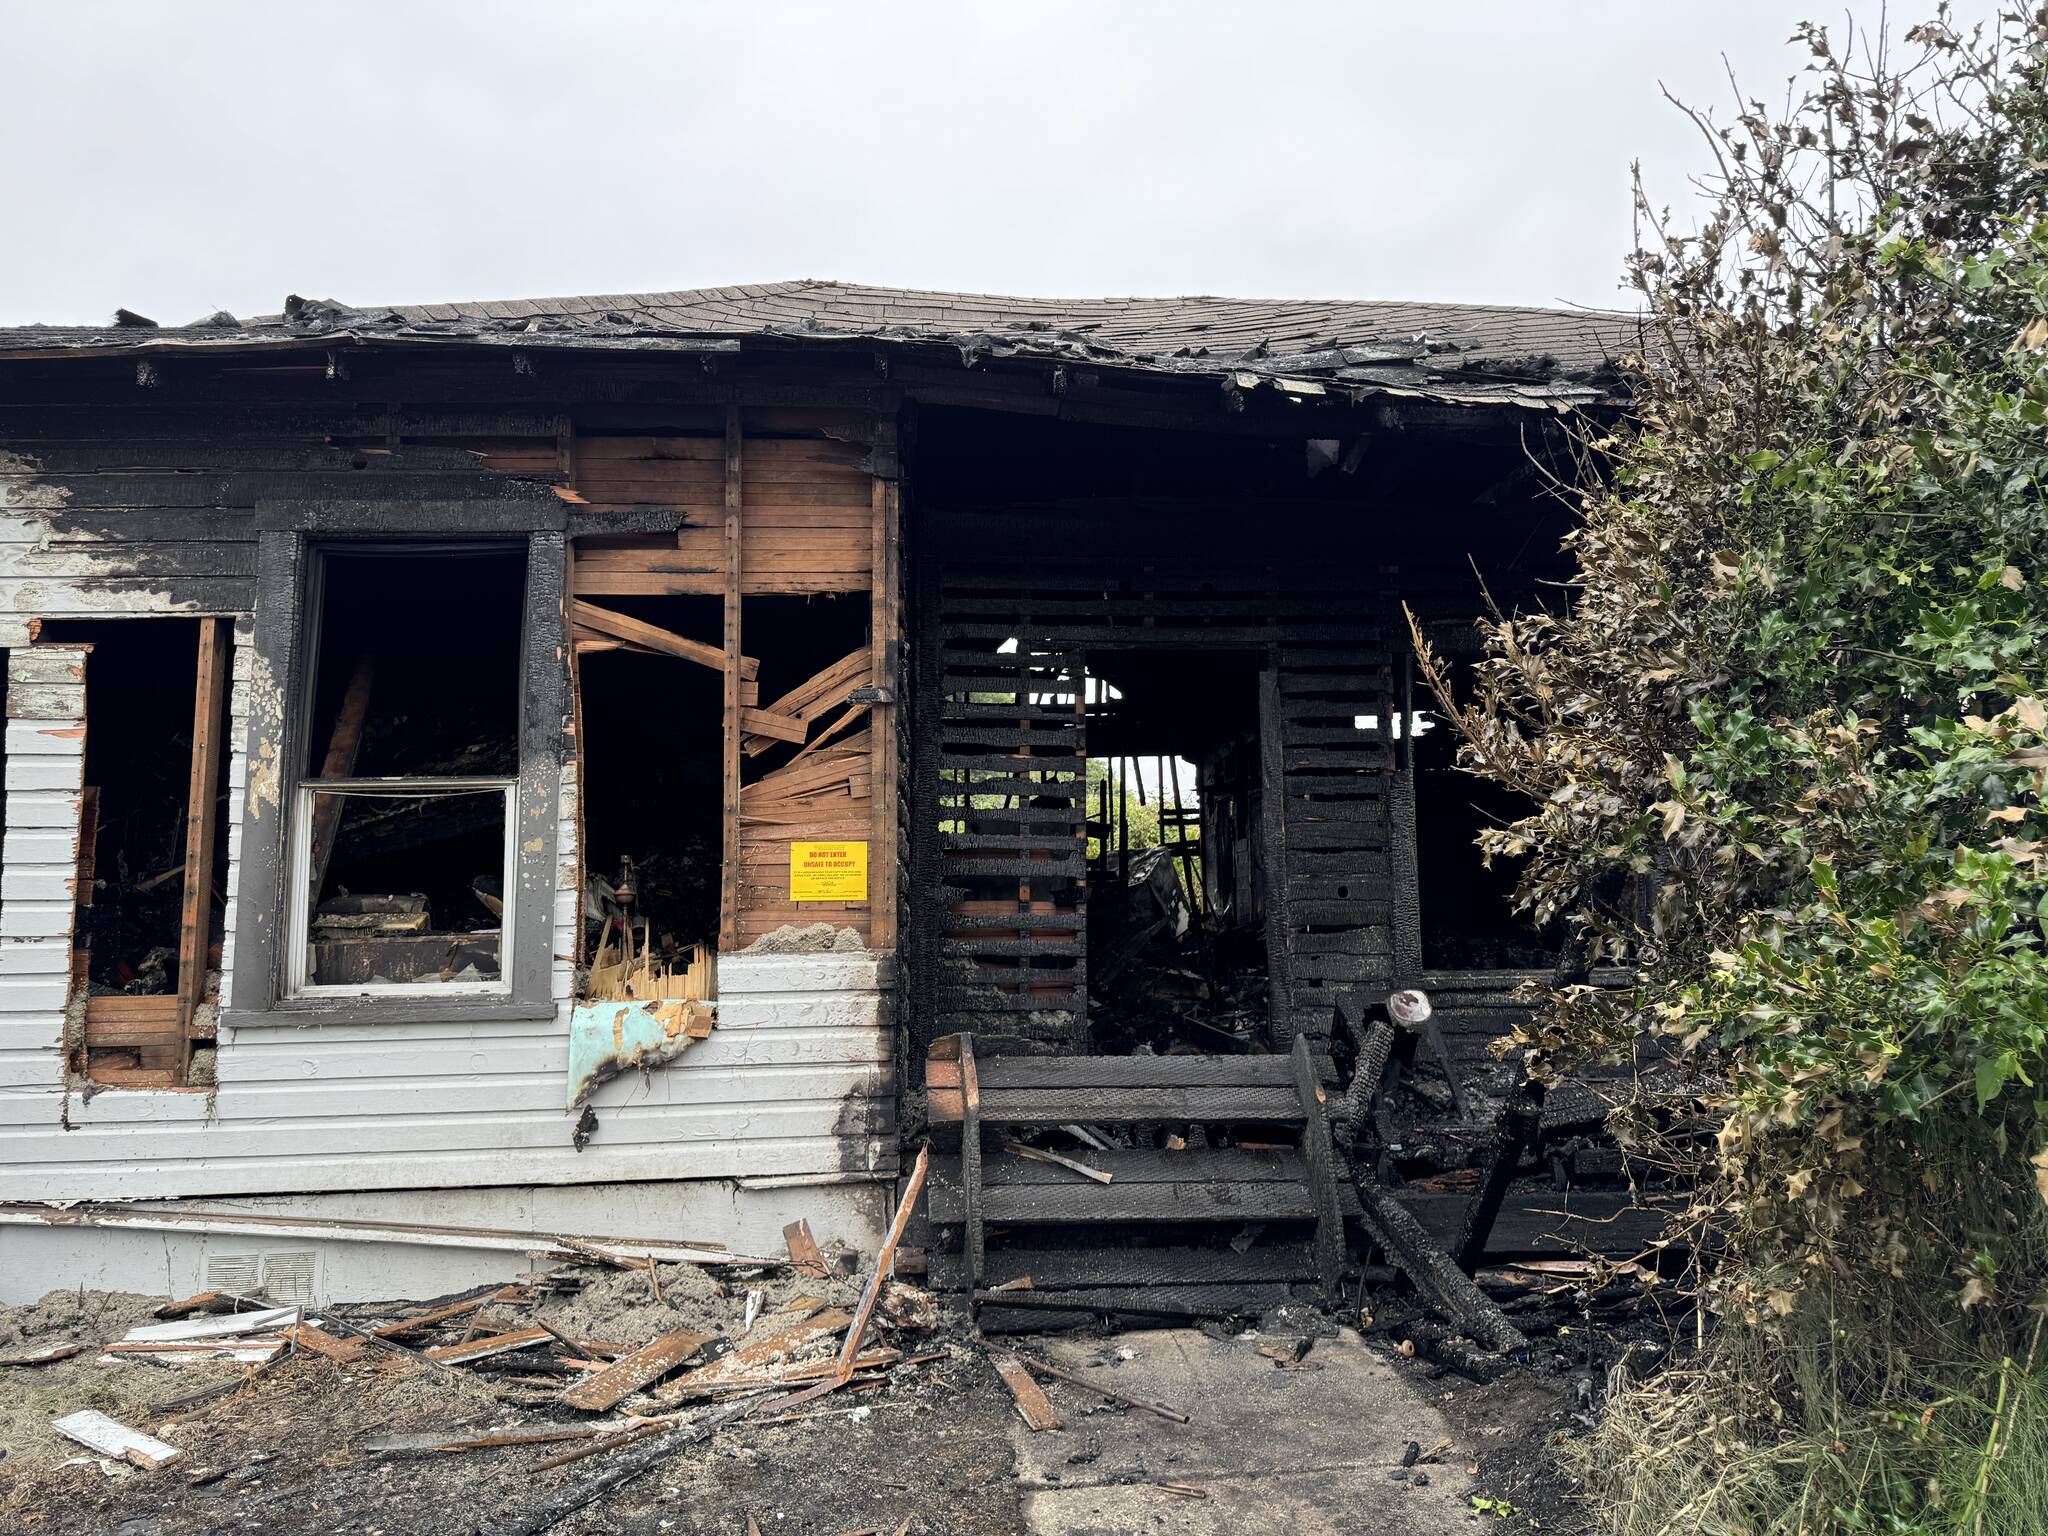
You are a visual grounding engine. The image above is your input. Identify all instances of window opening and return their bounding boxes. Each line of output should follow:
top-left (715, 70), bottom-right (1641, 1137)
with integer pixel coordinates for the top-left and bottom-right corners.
top-left (287, 547), bottom-right (523, 997)
top-left (1411, 687), bottom-right (1560, 972)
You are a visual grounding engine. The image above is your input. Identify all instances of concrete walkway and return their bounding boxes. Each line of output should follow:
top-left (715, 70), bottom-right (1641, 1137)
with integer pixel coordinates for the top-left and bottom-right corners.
top-left (1007, 1327), bottom-right (1478, 1535)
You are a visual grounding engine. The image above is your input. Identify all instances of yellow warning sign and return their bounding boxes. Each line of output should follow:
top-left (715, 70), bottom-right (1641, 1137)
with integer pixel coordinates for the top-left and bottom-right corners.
top-left (790, 841), bottom-right (868, 903)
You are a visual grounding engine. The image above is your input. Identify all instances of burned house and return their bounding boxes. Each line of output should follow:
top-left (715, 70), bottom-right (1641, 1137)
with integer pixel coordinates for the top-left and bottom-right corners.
top-left (0, 283), bottom-right (1660, 1314)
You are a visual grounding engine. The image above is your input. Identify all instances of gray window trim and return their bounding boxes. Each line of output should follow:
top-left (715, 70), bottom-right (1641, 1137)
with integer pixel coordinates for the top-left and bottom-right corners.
top-left (224, 501), bottom-right (566, 1027)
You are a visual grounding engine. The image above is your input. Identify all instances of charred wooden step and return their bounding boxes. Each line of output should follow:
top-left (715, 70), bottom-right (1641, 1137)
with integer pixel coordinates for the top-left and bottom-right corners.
top-left (930, 1242), bottom-right (1318, 1292)
top-left (927, 1148), bottom-right (1364, 1225)
top-left (972, 1283), bottom-right (1298, 1318)
top-left (926, 1033), bottom-right (1351, 1315)
top-left (927, 1053), bottom-right (1306, 1127)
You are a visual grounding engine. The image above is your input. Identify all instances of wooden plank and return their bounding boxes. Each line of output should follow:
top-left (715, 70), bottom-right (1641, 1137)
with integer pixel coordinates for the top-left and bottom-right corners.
top-left (759, 648), bottom-right (870, 726)
top-left (424, 1327), bottom-right (553, 1365)
top-left (572, 600), bottom-right (758, 680)
top-left (176, 616), bottom-right (230, 1073)
top-left (52, 1410), bottom-right (181, 1470)
top-left (974, 1056), bottom-right (1296, 1090)
top-left (560, 1328), bottom-right (711, 1411)
top-left (783, 1219), bottom-right (827, 1273)
top-left (962, 1036), bottom-right (983, 1300)
top-left (989, 1353), bottom-right (1063, 1430)
top-left (654, 1309), bottom-right (853, 1403)
top-left (305, 650), bottom-right (375, 905)
top-left (739, 707), bottom-right (806, 745)
top-left (929, 1085), bottom-right (1303, 1125)
top-left (83, 995), bottom-right (181, 1047)
top-left (370, 1286), bottom-right (522, 1338)
top-left (938, 1180), bottom-right (1317, 1225)
top-left (835, 1145), bottom-right (929, 1377)
top-left (719, 404), bottom-right (743, 950)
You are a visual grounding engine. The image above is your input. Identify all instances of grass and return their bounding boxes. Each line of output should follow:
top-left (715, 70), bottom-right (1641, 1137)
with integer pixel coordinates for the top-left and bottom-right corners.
top-left (1577, 1315), bottom-right (2048, 1536)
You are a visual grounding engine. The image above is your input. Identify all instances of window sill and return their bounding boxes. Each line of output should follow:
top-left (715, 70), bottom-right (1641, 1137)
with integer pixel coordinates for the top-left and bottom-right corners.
top-left (222, 998), bottom-right (558, 1030)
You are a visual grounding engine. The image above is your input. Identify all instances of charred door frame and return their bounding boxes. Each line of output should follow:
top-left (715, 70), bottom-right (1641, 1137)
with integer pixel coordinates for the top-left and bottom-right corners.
top-left (905, 500), bottom-right (1400, 1078)
top-left (225, 496), bottom-right (566, 1026)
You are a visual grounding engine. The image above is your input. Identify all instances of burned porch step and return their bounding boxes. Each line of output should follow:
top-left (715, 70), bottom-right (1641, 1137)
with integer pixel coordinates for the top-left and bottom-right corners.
top-left (929, 1242), bottom-right (1319, 1292)
top-left (950, 1085), bottom-right (1305, 1126)
top-left (927, 1148), bottom-right (1362, 1224)
top-left (972, 1283), bottom-right (1299, 1319)
top-left (970, 1055), bottom-right (1296, 1089)
top-left (926, 1051), bottom-right (1307, 1126)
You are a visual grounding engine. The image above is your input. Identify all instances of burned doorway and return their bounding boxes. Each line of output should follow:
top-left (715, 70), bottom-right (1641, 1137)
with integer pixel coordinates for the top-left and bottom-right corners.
top-left (1083, 649), bottom-right (1266, 1056)
top-left (911, 514), bottom-right (1400, 1067)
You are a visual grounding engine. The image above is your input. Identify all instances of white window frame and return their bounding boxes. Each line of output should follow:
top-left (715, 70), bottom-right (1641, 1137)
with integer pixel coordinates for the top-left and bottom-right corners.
top-left (284, 775), bottom-right (518, 999)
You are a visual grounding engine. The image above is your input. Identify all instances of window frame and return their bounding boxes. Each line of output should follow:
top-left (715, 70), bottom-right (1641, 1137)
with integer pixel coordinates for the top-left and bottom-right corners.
top-left (225, 499), bottom-right (566, 1027)
top-left (284, 775), bottom-right (520, 1000)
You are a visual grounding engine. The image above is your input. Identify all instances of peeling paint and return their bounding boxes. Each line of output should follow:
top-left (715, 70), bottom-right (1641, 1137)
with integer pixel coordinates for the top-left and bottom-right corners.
top-left (565, 998), bottom-right (716, 1110)
top-left (243, 649), bottom-right (284, 819)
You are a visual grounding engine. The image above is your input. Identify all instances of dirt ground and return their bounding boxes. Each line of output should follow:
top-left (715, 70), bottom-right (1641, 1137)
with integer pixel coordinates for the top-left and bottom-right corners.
top-left (0, 1270), bottom-right (1615, 1536)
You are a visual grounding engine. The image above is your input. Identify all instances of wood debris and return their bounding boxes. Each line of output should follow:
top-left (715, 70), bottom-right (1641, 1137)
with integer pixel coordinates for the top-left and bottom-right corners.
top-left (0, 1343), bottom-right (85, 1368)
top-left (1003, 1141), bottom-right (1112, 1184)
top-left (783, 1218), bottom-right (828, 1274)
top-left (559, 1328), bottom-right (710, 1412)
top-left (1010, 1352), bottom-right (1190, 1424)
top-left (988, 1354), bottom-right (1062, 1431)
top-left (424, 1328), bottom-right (554, 1365)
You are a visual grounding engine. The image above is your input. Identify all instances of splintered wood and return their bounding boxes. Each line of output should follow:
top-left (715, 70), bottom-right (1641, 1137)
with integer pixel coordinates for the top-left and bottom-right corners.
top-left (735, 729), bottom-right (873, 946)
top-left (583, 931), bottom-right (717, 1007)
top-left (570, 599), bottom-right (759, 678)
top-left (741, 647), bottom-right (870, 755)
top-left (652, 1310), bottom-right (855, 1403)
top-left (53, 1410), bottom-right (182, 1470)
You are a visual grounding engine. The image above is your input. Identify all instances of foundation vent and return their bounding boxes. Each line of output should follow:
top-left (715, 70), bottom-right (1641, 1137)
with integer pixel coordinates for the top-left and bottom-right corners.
top-left (200, 1252), bottom-right (261, 1295)
top-left (199, 1249), bottom-right (318, 1303)
top-left (260, 1250), bottom-right (318, 1304)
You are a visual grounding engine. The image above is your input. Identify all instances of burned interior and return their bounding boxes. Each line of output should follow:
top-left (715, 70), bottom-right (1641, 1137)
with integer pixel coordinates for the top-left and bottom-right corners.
top-left (294, 545), bottom-right (524, 992)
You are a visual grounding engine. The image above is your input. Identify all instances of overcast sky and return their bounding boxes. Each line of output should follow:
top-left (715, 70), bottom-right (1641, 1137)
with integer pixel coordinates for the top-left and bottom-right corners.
top-left (0, 3), bottom-right (1998, 327)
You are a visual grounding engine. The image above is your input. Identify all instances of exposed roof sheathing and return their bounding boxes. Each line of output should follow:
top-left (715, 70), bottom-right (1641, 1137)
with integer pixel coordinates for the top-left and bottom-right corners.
top-left (0, 279), bottom-right (1642, 409)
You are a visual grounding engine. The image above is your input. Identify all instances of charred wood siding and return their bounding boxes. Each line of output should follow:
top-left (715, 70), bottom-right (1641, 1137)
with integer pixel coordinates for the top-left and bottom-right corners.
top-left (908, 502), bottom-right (1397, 1066)
top-left (0, 405), bottom-right (570, 619)
top-left (0, 376), bottom-right (899, 1203)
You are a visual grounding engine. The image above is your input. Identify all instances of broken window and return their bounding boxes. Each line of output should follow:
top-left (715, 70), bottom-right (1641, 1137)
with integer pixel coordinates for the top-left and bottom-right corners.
top-left (286, 547), bottom-right (523, 996)
top-left (41, 618), bottom-right (232, 1086)
top-left (568, 587), bottom-right (875, 997)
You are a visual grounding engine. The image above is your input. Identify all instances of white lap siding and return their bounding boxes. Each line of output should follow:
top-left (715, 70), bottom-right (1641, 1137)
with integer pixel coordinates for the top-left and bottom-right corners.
top-left (0, 647), bottom-right (87, 1101)
top-left (0, 677), bottom-right (897, 1199)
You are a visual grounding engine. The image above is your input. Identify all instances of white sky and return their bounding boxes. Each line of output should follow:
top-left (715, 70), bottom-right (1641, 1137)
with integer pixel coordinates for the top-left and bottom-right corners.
top-left (0, 3), bottom-right (1997, 327)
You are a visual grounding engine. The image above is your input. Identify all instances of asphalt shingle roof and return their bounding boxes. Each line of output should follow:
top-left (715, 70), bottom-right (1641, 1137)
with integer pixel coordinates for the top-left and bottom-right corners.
top-left (0, 279), bottom-right (1643, 408)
